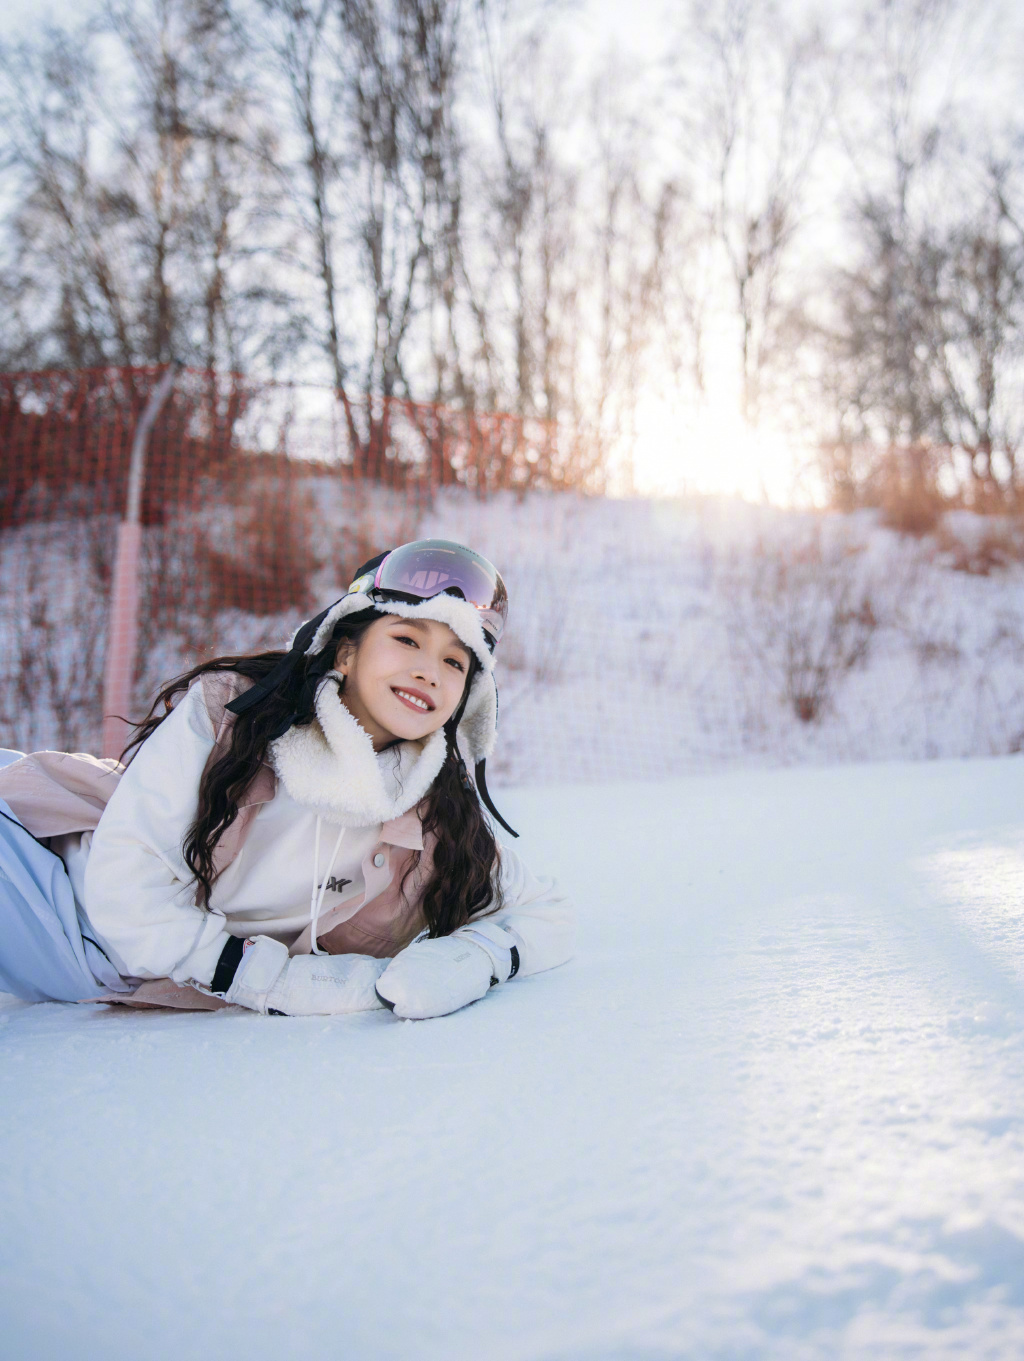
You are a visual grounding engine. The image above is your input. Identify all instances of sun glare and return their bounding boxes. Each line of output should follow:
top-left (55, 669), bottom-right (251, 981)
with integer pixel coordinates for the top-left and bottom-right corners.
top-left (627, 391), bottom-right (809, 505)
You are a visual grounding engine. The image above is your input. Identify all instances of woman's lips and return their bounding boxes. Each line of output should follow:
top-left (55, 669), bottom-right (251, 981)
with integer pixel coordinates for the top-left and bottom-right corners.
top-left (392, 687), bottom-right (435, 713)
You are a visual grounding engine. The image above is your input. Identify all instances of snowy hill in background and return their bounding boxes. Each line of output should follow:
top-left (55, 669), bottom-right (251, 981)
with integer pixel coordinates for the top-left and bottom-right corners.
top-left (5, 489), bottom-right (1024, 781)
top-left (422, 494), bottom-right (1024, 784)
top-left (3, 757), bottom-right (1024, 1359)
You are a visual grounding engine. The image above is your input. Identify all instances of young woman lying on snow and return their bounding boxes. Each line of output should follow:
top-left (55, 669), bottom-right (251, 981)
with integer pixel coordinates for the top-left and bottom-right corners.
top-left (0, 540), bottom-right (574, 1019)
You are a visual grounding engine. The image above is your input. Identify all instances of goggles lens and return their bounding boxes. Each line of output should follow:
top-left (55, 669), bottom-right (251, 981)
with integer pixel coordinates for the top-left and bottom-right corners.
top-left (349, 539), bottom-right (508, 644)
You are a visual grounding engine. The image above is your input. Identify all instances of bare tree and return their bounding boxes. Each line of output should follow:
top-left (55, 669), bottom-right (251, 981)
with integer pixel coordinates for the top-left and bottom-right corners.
top-left (933, 162), bottom-right (1024, 502)
top-left (812, 0), bottom-right (1024, 516)
top-left (259, 0), bottom-right (470, 473)
top-left (464, 14), bottom-right (667, 490)
top-left (0, 25), bottom-right (136, 369)
top-left (0, 0), bottom-right (287, 388)
top-left (673, 0), bottom-right (836, 425)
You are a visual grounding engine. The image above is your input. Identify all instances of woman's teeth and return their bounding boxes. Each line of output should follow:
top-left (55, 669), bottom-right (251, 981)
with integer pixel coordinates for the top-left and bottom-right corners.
top-left (394, 689), bottom-right (430, 711)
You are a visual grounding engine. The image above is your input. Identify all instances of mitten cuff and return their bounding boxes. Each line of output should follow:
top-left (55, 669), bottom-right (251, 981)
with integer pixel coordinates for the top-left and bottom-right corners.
top-left (224, 936), bottom-right (290, 1012)
top-left (455, 920), bottom-right (520, 984)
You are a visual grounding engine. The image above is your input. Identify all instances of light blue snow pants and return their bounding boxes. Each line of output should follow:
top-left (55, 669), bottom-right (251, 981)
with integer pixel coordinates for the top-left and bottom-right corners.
top-left (0, 750), bottom-right (123, 1002)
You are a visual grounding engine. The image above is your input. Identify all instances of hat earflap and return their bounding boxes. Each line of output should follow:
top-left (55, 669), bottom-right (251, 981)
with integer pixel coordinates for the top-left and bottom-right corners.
top-left (441, 667), bottom-right (515, 838)
top-left (456, 668), bottom-right (498, 765)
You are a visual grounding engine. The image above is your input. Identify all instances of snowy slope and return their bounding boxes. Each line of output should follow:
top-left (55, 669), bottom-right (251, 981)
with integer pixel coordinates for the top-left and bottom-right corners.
top-left (3, 758), bottom-right (1024, 1360)
top-left (422, 493), bottom-right (1024, 784)
top-left (8, 490), bottom-right (1024, 780)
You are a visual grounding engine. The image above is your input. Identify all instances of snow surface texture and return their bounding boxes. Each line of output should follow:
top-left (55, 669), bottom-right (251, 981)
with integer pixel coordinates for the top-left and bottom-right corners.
top-left (6, 491), bottom-right (1024, 781)
top-left (3, 758), bottom-right (1024, 1360)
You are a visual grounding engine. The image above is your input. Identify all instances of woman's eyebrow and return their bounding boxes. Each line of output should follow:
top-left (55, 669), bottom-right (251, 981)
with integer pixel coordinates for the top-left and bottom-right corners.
top-left (390, 618), bottom-right (471, 658)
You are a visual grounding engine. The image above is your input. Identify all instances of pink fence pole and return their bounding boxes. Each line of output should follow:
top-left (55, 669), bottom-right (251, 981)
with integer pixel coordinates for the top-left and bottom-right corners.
top-left (101, 364), bottom-right (179, 758)
top-left (101, 523), bottom-right (142, 758)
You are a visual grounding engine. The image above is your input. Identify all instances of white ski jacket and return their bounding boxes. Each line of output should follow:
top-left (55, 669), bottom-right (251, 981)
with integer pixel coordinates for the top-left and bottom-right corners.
top-left (69, 673), bottom-right (573, 993)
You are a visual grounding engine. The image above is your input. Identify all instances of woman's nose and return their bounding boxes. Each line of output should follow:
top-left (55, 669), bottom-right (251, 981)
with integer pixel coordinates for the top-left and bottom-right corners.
top-left (411, 660), bottom-right (440, 686)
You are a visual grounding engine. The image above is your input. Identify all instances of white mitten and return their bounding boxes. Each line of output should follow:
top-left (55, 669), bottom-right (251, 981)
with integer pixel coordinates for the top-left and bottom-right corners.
top-left (266, 952), bottom-right (388, 1016)
top-left (224, 936), bottom-right (289, 1012)
top-left (375, 925), bottom-right (516, 1020)
top-left (454, 920), bottom-right (520, 984)
top-left (224, 936), bottom-right (387, 1015)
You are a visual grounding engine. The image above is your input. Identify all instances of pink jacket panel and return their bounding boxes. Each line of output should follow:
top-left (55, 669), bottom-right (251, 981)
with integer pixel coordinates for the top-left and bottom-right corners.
top-left (0, 671), bottom-right (431, 962)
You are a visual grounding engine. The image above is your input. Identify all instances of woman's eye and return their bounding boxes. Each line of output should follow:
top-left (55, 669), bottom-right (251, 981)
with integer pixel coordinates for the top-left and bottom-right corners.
top-left (445, 657), bottom-right (465, 672)
top-left (395, 634), bottom-right (417, 648)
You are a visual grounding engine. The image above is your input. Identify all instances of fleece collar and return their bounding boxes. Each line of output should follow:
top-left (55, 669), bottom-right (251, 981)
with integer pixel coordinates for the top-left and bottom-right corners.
top-left (304, 591), bottom-right (499, 763)
top-left (268, 675), bottom-right (447, 828)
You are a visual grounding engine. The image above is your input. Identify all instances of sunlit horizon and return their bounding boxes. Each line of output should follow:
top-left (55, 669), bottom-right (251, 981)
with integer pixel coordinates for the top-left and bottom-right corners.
top-left (622, 389), bottom-right (817, 507)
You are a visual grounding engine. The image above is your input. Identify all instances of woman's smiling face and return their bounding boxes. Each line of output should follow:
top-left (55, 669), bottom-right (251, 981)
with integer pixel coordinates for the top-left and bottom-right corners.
top-left (333, 613), bottom-right (473, 749)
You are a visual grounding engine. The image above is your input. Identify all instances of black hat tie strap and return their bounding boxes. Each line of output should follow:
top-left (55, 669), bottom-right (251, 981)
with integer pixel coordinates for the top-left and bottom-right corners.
top-left (474, 759), bottom-right (518, 839)
top-left (224, 604), bottom-right (335, 719)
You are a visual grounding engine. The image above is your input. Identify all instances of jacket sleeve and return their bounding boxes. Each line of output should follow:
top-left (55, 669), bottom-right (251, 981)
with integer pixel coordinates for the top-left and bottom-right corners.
top-left (485, 842), bottom-right (575, 978)
top-left (82, 683), bottom-right (231, 986)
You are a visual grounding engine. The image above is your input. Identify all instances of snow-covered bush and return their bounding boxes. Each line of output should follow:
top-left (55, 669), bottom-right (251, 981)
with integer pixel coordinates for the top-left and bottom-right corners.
top-left (0, 517), bottom-right (113, 752)
top-left (720, 525), bottom-right (879, 725)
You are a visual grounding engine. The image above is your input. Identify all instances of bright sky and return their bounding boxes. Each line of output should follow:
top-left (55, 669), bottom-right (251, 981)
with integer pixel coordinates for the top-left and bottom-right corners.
top-left (2, 0), bottom-right (674, 44)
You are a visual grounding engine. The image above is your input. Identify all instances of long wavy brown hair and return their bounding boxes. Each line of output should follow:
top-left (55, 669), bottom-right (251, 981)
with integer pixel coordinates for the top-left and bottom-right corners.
top-left (123, 609), bottom-right (501, 937)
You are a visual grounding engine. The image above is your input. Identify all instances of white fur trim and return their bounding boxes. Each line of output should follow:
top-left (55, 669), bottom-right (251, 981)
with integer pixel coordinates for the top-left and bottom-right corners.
top-left (457, 669), bottom-right (497, 763)
top-left (306, 592), bottom-right (495, 674)
top-left (268, 674), bottom-right (447, 827)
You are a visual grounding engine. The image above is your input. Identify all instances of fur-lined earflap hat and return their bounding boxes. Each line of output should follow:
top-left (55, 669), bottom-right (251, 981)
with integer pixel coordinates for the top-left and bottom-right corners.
top-left (225, 539), bottom-right (516, 835)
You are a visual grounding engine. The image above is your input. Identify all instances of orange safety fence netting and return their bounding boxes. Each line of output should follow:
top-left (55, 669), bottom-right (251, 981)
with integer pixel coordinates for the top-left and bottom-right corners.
top-left (0, 365), bottom-right (560, 756)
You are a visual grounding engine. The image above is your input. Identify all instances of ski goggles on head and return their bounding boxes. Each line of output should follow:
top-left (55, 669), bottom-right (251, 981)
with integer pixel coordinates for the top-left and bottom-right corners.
top-left (348, 539), bottom-right (508, 647)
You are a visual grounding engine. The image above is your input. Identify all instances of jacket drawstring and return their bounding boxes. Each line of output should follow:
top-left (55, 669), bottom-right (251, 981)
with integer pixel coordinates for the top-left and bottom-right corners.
top-left (310, 815), bottom-right (347, 955)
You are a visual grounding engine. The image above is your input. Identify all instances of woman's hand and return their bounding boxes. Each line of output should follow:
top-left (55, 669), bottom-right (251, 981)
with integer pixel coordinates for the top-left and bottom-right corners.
top-left (224, 936), bottom-right (388, 1015)
top-left (374, 920), bottom-right (520, 1019)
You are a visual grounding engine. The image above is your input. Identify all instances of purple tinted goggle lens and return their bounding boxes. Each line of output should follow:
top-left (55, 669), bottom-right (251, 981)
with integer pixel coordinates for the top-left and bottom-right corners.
top-left (354, 539), bottom-right (508, 645)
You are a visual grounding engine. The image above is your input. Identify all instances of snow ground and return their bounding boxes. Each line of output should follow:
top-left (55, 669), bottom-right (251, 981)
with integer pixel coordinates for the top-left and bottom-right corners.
top-left (3, 757), bottom-right (1024, 1361)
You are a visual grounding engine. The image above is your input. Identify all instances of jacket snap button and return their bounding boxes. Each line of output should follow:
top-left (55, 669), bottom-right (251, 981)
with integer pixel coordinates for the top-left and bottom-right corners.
top-left (373, 852), bottom-right (385, 868)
